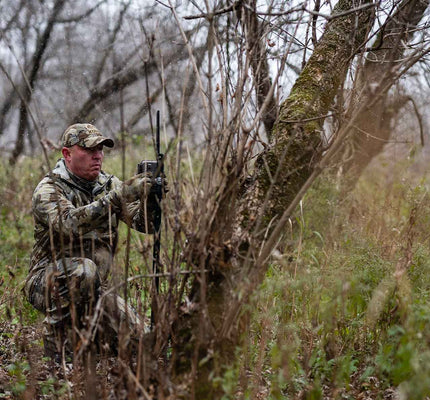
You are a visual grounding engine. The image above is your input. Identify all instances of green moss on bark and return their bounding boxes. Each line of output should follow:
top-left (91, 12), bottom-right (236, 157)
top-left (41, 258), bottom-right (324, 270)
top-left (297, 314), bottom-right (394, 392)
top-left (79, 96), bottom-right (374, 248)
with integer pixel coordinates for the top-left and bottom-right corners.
top-left (252, 0), bottom-right (373, 226)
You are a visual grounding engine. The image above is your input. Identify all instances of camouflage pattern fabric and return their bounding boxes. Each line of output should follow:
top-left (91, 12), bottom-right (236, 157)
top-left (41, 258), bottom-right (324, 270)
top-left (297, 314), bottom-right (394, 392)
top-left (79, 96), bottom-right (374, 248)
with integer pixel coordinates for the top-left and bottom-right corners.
top-left (62, 123), bottom-right (114, 148)
top-left (24, 158), bottom-right (154, 355)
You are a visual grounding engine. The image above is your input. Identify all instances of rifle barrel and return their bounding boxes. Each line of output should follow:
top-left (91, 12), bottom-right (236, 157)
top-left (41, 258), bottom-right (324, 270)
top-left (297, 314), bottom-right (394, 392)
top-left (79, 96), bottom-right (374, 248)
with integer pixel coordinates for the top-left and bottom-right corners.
top-left (156, 110), bottom-right (160, 158)
top-left (151, 110), bottom-right (162, 326)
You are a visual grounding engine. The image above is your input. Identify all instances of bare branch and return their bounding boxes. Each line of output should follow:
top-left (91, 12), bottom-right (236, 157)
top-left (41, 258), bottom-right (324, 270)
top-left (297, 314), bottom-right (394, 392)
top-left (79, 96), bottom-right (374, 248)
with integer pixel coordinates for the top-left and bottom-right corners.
top-left (54, 0), bottom-right (108, 23)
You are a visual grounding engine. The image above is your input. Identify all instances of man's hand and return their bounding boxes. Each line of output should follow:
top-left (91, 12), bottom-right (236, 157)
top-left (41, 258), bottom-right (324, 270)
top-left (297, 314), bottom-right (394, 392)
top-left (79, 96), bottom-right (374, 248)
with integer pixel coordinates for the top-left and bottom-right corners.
top-left (122, 173), bottom-right (153, 201)
top-left (105, 174), bottom-right (153, 211)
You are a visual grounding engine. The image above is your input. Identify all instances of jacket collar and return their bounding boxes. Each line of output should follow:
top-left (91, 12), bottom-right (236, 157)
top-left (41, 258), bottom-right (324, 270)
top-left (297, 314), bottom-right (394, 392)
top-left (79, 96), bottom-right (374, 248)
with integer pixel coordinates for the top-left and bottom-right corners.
top-left (51, 158), bottom-right (112, 195)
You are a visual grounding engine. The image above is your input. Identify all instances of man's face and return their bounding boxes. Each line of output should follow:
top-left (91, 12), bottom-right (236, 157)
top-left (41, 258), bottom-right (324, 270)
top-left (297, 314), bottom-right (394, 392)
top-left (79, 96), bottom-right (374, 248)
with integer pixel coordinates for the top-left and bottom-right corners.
top-left (62, 144), bottom-right (104, 181)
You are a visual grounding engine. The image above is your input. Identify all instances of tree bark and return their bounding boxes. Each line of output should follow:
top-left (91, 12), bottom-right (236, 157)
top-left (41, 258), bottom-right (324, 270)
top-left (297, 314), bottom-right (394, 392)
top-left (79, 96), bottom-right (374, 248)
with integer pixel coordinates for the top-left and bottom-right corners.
top-left (245, 0), bottom-right (373, 228)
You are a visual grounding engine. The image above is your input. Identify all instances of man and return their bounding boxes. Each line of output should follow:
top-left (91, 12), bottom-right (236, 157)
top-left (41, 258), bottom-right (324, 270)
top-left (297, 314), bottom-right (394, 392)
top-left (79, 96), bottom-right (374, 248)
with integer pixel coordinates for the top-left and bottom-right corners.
top-left (24, 123), bottom-right (157, 360)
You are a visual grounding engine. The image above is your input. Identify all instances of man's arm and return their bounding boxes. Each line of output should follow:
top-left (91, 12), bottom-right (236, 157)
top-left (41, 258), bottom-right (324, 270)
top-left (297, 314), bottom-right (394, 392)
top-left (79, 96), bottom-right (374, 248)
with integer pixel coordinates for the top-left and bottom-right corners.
top-left (33, 174), bottom-right (152, 236)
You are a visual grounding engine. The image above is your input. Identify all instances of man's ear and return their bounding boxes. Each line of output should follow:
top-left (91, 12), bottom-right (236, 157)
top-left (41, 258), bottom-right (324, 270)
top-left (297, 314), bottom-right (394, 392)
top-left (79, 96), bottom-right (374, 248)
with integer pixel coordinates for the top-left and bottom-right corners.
top-left (62, 147), bottom-right (71, 161)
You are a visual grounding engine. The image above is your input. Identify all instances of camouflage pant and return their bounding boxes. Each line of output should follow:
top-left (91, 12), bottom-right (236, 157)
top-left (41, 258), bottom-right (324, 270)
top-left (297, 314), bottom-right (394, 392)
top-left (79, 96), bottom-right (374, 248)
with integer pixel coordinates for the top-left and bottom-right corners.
top-left (24, 257), bottom-right (145, 355)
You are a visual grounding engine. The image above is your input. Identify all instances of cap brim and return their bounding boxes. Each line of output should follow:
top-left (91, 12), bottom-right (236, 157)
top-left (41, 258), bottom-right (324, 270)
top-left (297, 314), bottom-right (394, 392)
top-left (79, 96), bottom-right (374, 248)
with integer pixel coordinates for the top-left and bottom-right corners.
top-left (84, 136), bottom-right (115, 148)
top-left (100, 138), bottom-right (114, 148)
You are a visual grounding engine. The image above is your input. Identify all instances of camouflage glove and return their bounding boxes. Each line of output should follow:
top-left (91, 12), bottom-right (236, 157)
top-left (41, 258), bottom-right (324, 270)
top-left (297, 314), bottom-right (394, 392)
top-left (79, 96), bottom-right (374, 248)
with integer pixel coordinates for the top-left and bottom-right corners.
top-left (106, 174), bottom-right (153, 211)
top-left (123, 173), bottom-right (154, 201)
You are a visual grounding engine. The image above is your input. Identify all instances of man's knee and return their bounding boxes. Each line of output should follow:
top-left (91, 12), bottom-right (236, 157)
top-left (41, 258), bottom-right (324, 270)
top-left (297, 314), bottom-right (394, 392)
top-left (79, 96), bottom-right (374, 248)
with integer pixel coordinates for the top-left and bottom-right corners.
top-left (66, 258), bottom-right (99, 290)
top-left (25, 257), bottom-right (101, 312)
top-left (58, 258), bottom-right (101, 303)
top-left (24, 269), bottom-right (46, 311)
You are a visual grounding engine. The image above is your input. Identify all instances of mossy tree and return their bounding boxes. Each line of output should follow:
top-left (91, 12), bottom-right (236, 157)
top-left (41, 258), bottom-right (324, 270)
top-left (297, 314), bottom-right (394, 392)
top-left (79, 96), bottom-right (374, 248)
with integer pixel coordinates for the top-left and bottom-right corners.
top-left (167, 1), bottom-right (378, 397)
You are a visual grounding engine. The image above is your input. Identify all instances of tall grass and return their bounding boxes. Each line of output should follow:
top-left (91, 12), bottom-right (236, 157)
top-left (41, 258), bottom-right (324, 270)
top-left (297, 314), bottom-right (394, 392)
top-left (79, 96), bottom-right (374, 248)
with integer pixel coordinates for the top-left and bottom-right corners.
top-left (234, 161), bottom-right (430, 399)
top-left (2, 152), bottom-right (430, 399)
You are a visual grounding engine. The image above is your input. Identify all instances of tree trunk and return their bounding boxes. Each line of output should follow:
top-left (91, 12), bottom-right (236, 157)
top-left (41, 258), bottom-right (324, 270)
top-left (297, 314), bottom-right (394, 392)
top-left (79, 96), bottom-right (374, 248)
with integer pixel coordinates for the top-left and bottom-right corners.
top-left (338, 0), bottom-right (429, 191)
top-left (9, 0), bottom-right (67, 165)
top-left (244, 0), bottom-right (373, 228)
top-left (169, 1), bottom-right (374, 397)
top-left (242, 0), bottom-right (278, 138)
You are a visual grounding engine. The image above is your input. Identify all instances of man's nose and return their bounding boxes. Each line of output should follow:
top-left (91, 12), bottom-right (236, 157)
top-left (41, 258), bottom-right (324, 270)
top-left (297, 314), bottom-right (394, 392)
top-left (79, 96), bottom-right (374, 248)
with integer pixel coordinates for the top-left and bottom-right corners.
top-left (93, 149), bottom-right (103, 159)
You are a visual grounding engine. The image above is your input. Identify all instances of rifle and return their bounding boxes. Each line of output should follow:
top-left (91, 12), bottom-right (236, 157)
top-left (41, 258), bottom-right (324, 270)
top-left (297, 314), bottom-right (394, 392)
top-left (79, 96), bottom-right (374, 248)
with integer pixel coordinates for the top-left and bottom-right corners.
top-left (137, 110), bottom-right (163, 326)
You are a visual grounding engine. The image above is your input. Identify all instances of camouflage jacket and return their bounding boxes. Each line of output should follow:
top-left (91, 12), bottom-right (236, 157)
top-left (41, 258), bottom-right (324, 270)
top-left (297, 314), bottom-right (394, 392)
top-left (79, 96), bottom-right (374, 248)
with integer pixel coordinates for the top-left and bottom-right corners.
top-left (28, 158), bottom-right (154, 279)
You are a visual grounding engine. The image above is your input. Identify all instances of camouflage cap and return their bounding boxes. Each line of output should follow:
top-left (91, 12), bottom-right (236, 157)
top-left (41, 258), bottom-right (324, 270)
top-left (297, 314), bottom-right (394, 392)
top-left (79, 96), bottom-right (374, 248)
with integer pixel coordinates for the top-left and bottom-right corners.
top-left (62, 124), bottom-right (114, 148)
